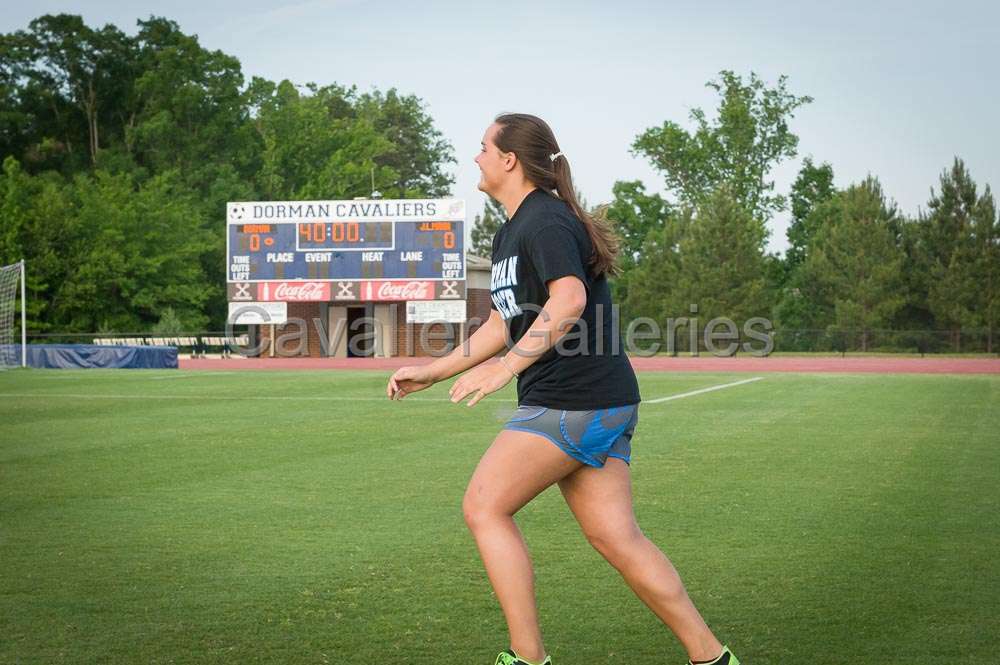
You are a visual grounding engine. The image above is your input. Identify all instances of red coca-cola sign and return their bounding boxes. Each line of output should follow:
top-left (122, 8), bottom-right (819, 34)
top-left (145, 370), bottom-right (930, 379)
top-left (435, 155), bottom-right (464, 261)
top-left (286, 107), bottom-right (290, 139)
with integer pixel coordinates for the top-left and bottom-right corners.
top-left (259, 281), bottom-right (331, 301)
top-left (364, 280), bottom-right (434, 301)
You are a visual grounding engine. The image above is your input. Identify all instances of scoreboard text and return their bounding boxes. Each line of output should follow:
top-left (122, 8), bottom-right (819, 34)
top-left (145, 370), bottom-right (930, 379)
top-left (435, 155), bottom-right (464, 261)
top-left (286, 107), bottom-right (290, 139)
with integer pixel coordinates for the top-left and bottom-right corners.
top-left (227, 199), bottom-right (465, 283)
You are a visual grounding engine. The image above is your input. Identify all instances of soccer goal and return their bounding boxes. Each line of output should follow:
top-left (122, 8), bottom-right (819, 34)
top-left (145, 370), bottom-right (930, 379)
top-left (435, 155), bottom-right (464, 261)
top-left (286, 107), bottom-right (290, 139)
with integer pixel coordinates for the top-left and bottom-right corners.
top-left (0, 260), bottom-right (26, 369)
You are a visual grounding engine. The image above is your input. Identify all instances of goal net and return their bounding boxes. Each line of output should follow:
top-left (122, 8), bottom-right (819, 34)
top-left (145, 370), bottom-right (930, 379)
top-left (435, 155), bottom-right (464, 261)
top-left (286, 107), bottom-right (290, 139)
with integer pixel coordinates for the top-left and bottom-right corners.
top-left (0, 261), bottom-right (26, 369)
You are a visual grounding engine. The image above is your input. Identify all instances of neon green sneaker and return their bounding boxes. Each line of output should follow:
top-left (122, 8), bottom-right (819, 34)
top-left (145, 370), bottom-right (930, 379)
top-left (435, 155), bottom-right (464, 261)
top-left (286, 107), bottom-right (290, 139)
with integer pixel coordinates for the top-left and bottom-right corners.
top-left (494, 649), bottom-right (551, 665)
top-left (688, 645), bottom-right (740, 665)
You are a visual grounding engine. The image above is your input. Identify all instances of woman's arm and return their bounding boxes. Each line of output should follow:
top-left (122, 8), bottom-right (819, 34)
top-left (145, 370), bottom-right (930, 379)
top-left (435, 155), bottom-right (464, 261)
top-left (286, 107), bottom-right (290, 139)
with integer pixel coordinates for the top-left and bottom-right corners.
top-left (387, 308), bottom-right (508, 399)
top-left (502, 275), bottom-right (587, 376)
top-left (425, 308), bottom-right (509, 382)
top-left (448, 275), bottom-right (586, 406)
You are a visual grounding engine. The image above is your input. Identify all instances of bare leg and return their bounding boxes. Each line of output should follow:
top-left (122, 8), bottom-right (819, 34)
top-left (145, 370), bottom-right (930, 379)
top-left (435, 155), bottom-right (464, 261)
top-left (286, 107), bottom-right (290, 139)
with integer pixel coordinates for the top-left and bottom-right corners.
top-left (558, 459), bottom-right (724, 662)
top-left (463, 430), bottom-right (582, 663)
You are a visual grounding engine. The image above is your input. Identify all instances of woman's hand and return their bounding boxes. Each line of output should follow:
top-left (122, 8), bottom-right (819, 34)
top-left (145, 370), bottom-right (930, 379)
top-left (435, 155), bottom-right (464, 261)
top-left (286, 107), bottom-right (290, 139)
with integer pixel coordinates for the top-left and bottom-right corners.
top-left (449, 361), bottom-right (515, 407)
top-left (386, 365), bottom-right (437, 400)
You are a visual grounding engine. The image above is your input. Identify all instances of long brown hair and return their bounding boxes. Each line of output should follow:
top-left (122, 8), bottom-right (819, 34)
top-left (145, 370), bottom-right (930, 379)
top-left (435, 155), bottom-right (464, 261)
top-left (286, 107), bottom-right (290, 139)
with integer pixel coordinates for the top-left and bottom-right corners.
top-left (493, 113), bottom-right (620, 278)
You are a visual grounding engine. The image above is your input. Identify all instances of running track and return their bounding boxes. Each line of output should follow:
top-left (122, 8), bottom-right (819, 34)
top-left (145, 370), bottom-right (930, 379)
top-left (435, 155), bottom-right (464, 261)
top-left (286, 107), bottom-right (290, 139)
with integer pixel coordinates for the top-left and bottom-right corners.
top-left (180, 355), bottom-right (1000, 374)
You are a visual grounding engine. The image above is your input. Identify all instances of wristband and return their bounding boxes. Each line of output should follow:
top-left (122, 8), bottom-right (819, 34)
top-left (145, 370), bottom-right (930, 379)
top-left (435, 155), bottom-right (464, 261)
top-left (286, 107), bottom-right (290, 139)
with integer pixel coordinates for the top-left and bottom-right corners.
top-left (500, 356), bottom-right (519, 379)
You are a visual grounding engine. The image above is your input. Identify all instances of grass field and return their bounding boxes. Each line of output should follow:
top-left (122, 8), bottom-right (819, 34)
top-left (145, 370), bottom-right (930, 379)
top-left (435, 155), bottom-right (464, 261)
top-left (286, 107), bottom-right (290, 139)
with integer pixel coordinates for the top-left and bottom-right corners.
top-left (1, 369), bottom-right (997, 664)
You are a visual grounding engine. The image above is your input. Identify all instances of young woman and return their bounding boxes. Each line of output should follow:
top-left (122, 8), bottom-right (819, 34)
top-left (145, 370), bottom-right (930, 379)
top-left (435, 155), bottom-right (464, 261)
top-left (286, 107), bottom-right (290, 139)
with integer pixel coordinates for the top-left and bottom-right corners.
top-left (386, 113), bottom-right (740, 665)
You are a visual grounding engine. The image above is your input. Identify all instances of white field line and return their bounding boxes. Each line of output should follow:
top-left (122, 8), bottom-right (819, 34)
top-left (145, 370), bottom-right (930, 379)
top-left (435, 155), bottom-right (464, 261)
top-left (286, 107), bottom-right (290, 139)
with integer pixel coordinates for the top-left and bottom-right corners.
top-left (645, 376), bottom-right (765, 404)
top-left (0, 377), bottom-right (765, 405)
top-left (0, 393), bottom-right (452, 402)
top-left (149, 372), bottom-right (239, 380)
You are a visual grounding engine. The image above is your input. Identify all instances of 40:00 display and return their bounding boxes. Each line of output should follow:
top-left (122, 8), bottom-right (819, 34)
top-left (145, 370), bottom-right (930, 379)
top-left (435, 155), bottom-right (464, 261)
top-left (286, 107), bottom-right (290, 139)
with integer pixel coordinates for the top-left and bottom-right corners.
top-left (298, 222), bottom-right (362, 243)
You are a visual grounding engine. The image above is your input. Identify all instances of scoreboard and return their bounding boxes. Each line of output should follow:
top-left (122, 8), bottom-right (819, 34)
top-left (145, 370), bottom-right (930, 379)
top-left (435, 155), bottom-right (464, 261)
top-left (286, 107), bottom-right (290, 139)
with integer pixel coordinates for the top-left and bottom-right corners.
top-left (226, 198), bottom-right (466, 302)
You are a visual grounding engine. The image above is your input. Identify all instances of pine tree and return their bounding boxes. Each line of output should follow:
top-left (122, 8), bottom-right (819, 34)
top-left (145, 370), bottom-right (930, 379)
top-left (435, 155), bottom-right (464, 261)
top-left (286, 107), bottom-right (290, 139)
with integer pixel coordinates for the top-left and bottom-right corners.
top-left (469, 196), bottom-right (504, 259)
top-left (774, 197), bottom-right (840, 343)
top-left (803, 178), bottom-right (905, 351)
top-left (970, 187), bottom-right (999, 352)
top-left (916, 159), bottom-right (982, 350)
top-left (605, 180), bottom-right (673, 314)
top-left (675, 187), bottom-right (770, 322)
top-left (621, 207), bottom-right (688, 323)
top-left (773, 158), bottom-right (838, 347)
top-left (786, 157), bottom-right (836, 272)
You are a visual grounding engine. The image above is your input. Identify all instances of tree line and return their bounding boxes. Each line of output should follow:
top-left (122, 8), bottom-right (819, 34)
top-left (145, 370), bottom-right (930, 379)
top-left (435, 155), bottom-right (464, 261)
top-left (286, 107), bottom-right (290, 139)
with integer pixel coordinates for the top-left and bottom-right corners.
top-left (2, 15), bottom-right (997, 353)
top-left (473, 73), bottom-right (998, 353)
top-left (0, 14), bottom-right (454, 333)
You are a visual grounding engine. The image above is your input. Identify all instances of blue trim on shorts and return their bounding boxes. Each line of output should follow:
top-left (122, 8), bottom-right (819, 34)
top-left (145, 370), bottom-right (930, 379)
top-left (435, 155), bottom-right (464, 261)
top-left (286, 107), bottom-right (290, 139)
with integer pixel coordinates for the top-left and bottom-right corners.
top-left (607, 451), bottom-right (631, 464)
top-left (503, 404), bottom-right (638, 469)
top-left (504, 425), bottom-right (604, 467)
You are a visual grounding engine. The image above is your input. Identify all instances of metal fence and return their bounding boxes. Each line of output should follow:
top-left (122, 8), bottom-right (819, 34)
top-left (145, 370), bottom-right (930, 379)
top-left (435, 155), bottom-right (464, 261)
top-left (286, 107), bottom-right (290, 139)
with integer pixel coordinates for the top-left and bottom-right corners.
top-left (25, 332), bottom-right (251, 358)
top-left (769, 329), bottom-right (997, 355)
top-left (25, 328), bottom-right (998, 357)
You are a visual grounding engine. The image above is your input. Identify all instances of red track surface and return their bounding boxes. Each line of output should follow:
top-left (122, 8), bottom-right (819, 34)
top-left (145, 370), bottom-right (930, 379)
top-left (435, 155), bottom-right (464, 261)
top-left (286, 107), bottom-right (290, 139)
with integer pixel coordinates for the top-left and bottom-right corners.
top-left (180, 355), bottom-right (1000, 374)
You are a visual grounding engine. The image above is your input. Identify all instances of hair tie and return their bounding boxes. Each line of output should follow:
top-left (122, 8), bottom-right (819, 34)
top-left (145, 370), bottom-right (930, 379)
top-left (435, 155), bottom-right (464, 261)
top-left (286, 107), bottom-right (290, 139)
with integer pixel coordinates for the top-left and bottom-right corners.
top-left (549, 151), bottom-right (563, 162)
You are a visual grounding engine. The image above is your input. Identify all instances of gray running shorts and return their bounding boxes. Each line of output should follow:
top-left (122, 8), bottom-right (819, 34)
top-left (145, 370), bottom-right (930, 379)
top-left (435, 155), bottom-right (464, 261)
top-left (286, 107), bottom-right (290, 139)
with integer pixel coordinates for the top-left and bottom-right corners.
top-left (502, 404), bottom-right (639, 467)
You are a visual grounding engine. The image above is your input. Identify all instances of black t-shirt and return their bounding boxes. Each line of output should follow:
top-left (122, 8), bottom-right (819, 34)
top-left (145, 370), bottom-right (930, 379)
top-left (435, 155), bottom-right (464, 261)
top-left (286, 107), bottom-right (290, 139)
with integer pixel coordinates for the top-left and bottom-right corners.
top-left (489, 189), bottom-right (641, 410)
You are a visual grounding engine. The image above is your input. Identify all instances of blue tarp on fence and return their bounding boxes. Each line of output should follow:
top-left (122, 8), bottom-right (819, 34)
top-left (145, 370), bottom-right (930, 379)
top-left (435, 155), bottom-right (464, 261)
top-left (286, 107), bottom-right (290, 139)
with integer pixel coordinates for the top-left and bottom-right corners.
top-left (11, 344), bottom-right (178, 369)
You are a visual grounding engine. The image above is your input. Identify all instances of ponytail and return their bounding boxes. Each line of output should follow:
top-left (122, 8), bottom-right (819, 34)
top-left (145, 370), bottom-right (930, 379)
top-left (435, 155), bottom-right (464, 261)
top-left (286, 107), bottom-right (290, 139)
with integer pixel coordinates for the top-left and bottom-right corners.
top-left (550, 153), bottom-right (621, 278)
top-left (494, 113), bottom-right (621, 278)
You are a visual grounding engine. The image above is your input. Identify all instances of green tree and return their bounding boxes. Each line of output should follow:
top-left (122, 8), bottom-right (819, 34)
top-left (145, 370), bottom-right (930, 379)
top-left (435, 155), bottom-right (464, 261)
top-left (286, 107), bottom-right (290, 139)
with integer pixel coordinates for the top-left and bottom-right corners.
top-left (151, 306), bottom-right (184, 335)
top-left (970, 189), bottom-right (999, 353)
top-left (130, 17), bottom-right (262, 328)
top-left (890, 217), bottom-right (935, 337)
top-left (786, 157), bottom-right (836, 271)
top-left (632, 70), bottom-right (812, 225)
top-left (928, 178), bottom-right (1000, 353)
top-left (772, 204), bottom-right (841, 341)
top-left (801, 178), bottom-right (905, 351)
top-left (0, 13), bottom-right (461, 333)
top-left (605, 180), bottom-right (672, 271)
top-left (910, 159), bottom-right (999, 351)
top-left (620, 207), bottom-right (688, 324)
top-left (774, 159), bottom-right (838, 345)
top-left (52, 169), bottom-right (212, 331)
top-left (604, 180), bottom-right (674, 313)
top-left (0, 33), bottom-right (37, 166)
top-left (1, 14), bottom-right (136, 172)
top-left (626, 187), bottom-right (770, 342)
top-left (0, 156), bottom-right (73, 331)
top-left (130, 17), bottom-right (255, 181)
top-left (470, 196), bottom-right (504, 258)
top-left (249, 79), bottom-right (395, 200)
top-left (671, 187), bottom-right (771, 323)
top-left (355, 88), bottom-right (455, 197)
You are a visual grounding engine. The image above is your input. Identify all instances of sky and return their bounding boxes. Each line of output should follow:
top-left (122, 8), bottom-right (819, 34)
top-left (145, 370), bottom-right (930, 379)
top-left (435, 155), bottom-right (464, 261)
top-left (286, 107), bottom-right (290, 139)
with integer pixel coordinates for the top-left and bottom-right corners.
top-left (4, 0), bottom-right (998, 254)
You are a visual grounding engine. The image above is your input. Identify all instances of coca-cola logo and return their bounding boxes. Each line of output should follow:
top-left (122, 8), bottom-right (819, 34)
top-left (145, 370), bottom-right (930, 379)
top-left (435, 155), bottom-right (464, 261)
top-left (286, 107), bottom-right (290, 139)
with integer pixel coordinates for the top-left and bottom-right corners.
top-left (374, 281), bottom-right (433, 300)
top-left (264, 282), bottom-right (330, 301)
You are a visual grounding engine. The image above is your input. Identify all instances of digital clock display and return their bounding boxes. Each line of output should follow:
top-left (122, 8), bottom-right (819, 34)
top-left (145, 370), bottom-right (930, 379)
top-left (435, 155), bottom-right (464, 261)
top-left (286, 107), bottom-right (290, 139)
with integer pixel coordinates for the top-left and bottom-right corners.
top-left (297, 221), bottom-right (396, 250)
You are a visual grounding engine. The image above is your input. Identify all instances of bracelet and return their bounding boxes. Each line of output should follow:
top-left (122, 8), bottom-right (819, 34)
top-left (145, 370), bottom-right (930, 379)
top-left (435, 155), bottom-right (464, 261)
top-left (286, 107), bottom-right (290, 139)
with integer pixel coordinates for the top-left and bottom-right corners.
top-left (500, 356), bottom-right (519, 379)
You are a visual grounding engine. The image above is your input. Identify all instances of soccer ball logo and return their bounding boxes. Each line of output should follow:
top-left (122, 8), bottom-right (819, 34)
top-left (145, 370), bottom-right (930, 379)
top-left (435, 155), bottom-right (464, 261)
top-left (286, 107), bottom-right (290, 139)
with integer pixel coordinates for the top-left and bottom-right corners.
top-left (229, 204), bottom-right (246, 221)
